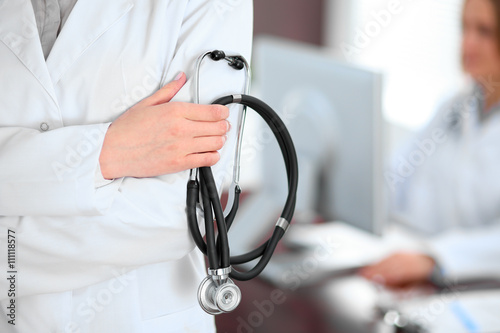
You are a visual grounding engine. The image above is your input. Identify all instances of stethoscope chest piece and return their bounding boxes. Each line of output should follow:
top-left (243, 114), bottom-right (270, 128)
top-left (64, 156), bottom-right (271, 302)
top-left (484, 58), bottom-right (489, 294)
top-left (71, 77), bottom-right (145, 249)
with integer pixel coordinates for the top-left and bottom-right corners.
top-left (197, 268), bottom-right (242, 314)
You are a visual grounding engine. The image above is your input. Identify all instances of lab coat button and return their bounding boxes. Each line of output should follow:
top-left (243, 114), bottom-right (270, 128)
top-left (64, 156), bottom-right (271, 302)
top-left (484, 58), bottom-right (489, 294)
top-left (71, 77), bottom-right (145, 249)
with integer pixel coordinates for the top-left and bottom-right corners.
top-left (40, 122), bottom-right (50, 131)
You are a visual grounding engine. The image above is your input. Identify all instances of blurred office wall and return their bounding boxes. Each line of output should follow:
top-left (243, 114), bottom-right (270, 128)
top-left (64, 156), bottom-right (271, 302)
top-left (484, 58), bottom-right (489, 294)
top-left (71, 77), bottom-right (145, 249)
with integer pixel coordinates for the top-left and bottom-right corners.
top-left (253, 0), bottom-right (325, 45)
top-left (254, 0), bottom-right (465, 132)
top-left (329, 0), bottom-right (464, 131)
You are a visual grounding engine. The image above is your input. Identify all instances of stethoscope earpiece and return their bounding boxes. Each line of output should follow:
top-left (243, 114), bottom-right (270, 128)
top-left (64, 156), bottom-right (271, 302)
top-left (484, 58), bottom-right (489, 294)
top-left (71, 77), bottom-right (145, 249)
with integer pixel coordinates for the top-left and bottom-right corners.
top-left (209, 50), bottom-right (245, 70)
top-left (229, 58), bottom-right (245, 70)
top-left (209, 50), bottom-right (226, 61)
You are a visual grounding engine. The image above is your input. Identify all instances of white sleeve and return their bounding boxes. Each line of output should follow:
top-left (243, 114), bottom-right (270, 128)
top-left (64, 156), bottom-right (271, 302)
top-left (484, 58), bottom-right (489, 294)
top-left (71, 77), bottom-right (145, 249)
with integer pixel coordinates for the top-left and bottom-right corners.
top-left (0, 0), bottom-right (253, 298)
top-left (387, 98), bottom-right (453, 215)
top-left (0, 123), bottom-right (122, 216)
top-left (426, 222), bottom-right (500, 281)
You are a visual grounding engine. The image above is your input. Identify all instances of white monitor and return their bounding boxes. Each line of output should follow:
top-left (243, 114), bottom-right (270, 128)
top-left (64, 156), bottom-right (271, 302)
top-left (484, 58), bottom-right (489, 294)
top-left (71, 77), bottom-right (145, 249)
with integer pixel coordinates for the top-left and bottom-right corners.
top-left (251, 36), bottom-right (385, 235)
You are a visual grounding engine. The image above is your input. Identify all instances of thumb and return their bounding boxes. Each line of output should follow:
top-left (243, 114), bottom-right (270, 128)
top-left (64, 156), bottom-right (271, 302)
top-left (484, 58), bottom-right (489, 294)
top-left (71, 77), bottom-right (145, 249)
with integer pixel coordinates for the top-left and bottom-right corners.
top-left (144, 72), bottom-right (187, 106)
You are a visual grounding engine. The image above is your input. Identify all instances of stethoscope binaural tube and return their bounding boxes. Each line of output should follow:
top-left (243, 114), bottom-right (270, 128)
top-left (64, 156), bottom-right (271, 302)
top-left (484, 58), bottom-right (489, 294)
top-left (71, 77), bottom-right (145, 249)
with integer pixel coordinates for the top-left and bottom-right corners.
top-left (186, 51), bottom-right (298, 314)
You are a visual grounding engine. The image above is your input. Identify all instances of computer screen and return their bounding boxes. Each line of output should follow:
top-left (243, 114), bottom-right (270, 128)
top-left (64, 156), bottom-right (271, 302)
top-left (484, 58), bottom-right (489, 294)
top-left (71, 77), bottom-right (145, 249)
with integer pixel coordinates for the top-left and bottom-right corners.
top-left (251, 36), bottom-right (385, 235)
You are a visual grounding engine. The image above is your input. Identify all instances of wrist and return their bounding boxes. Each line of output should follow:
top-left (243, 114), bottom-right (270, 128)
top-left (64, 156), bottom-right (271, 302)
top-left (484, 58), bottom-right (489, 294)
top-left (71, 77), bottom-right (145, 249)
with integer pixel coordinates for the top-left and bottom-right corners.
top-left (99, 125), bottom-right (123, 180)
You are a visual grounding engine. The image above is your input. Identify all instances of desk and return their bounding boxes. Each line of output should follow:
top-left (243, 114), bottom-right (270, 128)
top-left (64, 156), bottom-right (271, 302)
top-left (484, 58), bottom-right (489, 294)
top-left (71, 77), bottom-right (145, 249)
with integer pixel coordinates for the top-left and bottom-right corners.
top-left (255, 222), bottom-right (500, 333)
top-left (387, 289), bottom-right (500, 333)
top-left (214, 277), bottom-right (335, 333)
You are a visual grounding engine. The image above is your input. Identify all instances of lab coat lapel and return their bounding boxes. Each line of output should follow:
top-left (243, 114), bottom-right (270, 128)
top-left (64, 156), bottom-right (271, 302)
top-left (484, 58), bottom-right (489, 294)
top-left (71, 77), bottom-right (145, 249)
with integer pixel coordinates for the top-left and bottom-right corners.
top-left (0, 0), bottom-right (58, 105)
top-left (45, 0), bottom-right (134, 84)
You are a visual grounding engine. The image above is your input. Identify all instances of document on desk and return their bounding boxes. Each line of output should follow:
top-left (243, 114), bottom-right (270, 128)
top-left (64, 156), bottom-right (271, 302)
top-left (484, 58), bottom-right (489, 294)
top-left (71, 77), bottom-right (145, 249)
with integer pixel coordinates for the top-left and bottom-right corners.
top-left (260, 222), bottom-right (422, 288)
top-left (284, 222), bottom-right (421, 269)
top-left (396, 290), bottom-right (500, 333)
top-left (285, 222), bottom-right (387, 267)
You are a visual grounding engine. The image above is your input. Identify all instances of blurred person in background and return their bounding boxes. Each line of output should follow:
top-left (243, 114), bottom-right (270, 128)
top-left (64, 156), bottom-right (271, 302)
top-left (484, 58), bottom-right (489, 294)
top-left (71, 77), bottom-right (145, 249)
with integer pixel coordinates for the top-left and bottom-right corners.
top-left (361, 0), bottom-right (500, 287)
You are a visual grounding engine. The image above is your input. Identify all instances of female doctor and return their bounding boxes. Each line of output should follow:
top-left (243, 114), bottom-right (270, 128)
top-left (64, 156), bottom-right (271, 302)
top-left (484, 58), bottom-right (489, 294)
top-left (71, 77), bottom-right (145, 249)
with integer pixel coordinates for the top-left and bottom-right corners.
top-left (0, 1), bottom-right (252, 332)
top-left (361, 0), bottom-right (500, 287)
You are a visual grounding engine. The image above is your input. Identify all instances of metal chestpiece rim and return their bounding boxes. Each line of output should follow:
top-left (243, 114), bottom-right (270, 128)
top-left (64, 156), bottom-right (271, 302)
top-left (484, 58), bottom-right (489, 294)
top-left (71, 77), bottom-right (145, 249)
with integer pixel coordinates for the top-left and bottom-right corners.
top-left (197, 267), bottom-right (242, 315)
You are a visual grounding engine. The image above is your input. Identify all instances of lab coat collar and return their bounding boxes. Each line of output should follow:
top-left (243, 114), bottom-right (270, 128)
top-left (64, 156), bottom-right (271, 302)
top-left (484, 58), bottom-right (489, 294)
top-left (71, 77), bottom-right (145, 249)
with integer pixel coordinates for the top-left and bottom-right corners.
top-left (0, 0), bottom-right (134, 104)
top-left (0, 0), bottom-right (56, 104)
top-left (46, 0), bottom-right (134, 84)
top-left (474, 82), bottom-right (500, 121)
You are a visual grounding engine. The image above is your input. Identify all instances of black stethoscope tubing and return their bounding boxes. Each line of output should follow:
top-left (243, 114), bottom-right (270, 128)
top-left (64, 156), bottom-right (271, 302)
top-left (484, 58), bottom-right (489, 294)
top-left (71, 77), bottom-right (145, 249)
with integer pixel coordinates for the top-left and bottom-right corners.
top-left (186, 94), bottom-right (298, 281)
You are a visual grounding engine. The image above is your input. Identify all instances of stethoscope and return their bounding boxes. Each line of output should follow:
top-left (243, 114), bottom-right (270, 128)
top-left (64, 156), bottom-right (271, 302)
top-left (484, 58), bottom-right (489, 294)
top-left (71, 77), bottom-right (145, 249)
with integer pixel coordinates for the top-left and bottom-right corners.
top-left (186, 50), bottom-right (299, 315)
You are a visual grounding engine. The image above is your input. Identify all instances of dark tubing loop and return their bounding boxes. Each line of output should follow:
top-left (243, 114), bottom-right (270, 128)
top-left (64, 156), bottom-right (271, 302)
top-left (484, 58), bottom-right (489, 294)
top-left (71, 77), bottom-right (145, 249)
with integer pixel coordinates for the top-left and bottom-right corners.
top-left (187, 94), bottom-right (298, 281)
top-left (200, 170), bottom-right (219, 269)
top-left (186, 180), bottom-right (207, 255)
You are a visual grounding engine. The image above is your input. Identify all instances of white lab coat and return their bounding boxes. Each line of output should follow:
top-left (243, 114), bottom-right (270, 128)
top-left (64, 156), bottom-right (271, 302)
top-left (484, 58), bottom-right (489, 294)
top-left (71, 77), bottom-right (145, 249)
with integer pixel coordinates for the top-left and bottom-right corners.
top-left (0, 0), bottom-right (252, 332)
top-left (388, 83), bottom-right (500, 281)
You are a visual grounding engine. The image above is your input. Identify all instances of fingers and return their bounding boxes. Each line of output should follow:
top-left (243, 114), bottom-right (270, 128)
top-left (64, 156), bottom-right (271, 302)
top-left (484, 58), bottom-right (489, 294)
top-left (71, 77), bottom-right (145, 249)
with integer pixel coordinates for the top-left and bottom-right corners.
top-left (359, 253), bottom-right (436, 288)
top-left (189, 136), bottom-right (227, 153)
top-left (143, 72), bottom-right (187, 106)
top-left (360, 258), bottom-right (394, 278)
top-left (360, 255), bottom-right (399, 284)
top-left (145, 77), bottom-right (229, 123)
top-left (189, 119), bottom-right (230, 137)
top-left (179, 135), bottom-right (229, 170)
top-left (182, 151), bottom-right (221, 169)
top-left (359, 265), bottom-right (387, 283)
top-left (160, 118), bottom-right (229, 140)
top-left (181, 104), bottom-right (229, 122)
